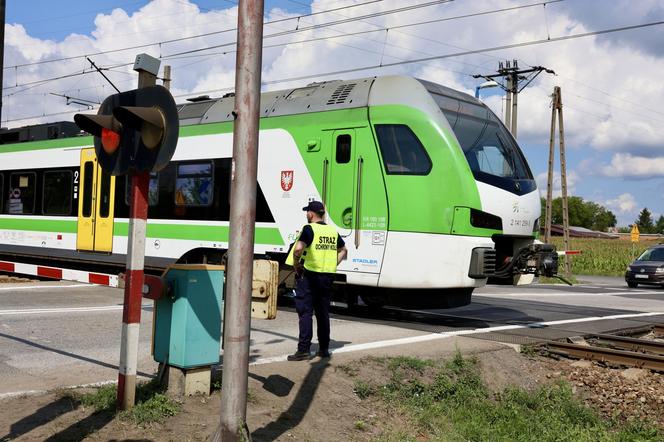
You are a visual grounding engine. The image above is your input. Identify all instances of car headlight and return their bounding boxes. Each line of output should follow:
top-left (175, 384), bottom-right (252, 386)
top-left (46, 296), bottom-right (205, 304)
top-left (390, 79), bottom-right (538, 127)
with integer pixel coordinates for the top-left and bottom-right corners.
top-left (656, 267), bottom-right (664, 274)
top-left (627, 265), bottom-right (633, 271)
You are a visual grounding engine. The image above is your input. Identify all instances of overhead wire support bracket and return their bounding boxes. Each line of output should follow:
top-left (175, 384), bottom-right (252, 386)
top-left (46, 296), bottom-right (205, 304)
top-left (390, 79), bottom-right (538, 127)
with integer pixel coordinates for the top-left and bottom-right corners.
top-left (49, 92), bottom-right (99, 109)
top-left (86, 56), bottom-right (121, 93)
top-left (473, 61), bottom-right (556, 137)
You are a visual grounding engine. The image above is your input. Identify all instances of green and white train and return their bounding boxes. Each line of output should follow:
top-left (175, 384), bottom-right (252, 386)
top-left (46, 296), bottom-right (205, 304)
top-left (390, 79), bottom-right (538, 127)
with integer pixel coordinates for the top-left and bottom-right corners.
top-left (0, 75), bottom-right (557, 307)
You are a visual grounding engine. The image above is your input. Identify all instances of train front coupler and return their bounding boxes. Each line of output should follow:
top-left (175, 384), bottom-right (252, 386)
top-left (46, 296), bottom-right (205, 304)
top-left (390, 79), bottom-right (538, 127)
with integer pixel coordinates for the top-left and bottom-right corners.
top-left (494, 243), bottom-right (562, 282)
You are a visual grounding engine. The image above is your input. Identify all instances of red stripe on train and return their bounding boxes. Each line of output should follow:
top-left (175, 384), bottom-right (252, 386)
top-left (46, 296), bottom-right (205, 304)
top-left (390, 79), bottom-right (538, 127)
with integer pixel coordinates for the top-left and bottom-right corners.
top-left (37, 266), bottom-right (63, 279)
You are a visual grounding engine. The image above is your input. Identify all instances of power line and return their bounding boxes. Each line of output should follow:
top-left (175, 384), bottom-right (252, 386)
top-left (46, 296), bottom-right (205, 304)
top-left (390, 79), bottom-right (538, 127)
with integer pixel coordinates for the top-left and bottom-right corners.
top-left (5, 16), bottom-right (664, 124)
top-left (2, 0), bottom-right (389, 71)
top-left (540, 73), bottom-right (664, 119)
top-left (2, 0), bottom-right (559, 94)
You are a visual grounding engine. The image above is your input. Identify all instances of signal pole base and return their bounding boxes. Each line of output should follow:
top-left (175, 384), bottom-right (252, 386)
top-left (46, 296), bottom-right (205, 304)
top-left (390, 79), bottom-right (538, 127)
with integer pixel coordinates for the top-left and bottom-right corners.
top-left (164, 365), bottom-right (212, 397)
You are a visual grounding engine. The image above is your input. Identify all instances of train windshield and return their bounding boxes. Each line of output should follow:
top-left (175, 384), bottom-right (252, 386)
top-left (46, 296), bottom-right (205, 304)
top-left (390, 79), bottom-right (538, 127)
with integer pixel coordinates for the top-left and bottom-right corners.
top-left (421, 81), bottom-right (535, 194)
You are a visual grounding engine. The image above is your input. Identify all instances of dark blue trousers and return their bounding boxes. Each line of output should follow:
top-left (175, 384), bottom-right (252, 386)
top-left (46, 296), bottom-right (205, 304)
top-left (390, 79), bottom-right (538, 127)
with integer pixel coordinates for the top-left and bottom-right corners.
top-left (294, 270), bottom-right (333, 353)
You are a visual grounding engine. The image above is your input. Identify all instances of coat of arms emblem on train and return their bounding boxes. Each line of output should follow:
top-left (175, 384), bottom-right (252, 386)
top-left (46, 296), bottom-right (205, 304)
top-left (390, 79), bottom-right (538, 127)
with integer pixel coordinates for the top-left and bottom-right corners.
top-left (281, 170), bottom-right (293, 191)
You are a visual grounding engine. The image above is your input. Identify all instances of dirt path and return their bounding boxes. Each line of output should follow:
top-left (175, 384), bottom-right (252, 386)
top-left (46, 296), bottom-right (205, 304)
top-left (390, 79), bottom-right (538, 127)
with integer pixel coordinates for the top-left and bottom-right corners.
top-left (0, 337), bottom-right (661, 441)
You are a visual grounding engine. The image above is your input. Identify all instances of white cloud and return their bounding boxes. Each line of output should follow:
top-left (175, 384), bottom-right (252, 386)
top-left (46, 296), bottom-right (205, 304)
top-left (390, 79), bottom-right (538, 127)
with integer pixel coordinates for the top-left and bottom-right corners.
top-left (605, 193), bottom-right (637, 214)
top-left (599, 153), bottom-right (664, 179)
top-left (2, 0), bottom-right (664, 166)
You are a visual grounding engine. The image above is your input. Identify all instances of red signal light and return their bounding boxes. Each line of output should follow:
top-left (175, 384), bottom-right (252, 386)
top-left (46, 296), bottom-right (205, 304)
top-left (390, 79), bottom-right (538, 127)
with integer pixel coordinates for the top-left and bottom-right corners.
top-left (101, 127), bottom-right (120, 154)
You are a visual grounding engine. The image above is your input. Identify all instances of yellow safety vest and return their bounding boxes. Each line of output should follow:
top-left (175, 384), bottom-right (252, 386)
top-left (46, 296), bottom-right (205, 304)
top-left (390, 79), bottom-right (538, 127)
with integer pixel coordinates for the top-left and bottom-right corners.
top-left (285, 223), bottom-right (339, 274)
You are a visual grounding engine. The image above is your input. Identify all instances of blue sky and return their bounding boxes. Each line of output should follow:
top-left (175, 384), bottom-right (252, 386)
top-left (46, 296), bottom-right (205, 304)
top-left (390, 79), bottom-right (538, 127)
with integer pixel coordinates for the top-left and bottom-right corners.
top-left (4, 0), bottom-right (664, 227)
top-left (6, 1), bottom-right (302, 40)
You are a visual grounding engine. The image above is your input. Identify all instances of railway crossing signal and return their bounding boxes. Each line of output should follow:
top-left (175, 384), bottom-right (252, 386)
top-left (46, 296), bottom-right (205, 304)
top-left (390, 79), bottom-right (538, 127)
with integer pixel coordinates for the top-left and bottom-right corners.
top-left (74, 85), bottom-right (179, 175)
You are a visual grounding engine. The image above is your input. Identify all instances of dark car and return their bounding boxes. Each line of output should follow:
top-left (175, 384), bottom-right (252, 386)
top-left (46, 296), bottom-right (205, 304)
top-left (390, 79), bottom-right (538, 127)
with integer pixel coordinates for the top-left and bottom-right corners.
top-left (625, 245), bottom-right (664, 288)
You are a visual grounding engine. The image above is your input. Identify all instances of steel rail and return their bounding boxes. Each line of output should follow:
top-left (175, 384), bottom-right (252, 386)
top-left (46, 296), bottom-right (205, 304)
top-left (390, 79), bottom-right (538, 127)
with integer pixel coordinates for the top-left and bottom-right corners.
top-left (592, 333), bottom-right (664, 355)
top-left (546, 341), bottom-right (664, 372)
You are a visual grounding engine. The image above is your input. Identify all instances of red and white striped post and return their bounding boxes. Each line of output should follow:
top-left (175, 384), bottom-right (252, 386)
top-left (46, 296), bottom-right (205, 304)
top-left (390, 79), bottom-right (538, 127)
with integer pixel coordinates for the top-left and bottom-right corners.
top-left (117, 67), bottom-right (158, 410)
top-left (117, 170), bottom-right (150, 410)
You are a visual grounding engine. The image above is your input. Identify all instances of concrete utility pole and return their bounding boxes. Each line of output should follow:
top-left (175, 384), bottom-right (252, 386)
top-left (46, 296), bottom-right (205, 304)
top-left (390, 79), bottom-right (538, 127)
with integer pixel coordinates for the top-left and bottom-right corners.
top-left (544, 86), bottom-right (571, 277)
top-left (473, 60), bottom-right (555, 138)
top-left (213, 0), bottom-right (264, 440)
top-left (117, 57), bottom-right (160, 410)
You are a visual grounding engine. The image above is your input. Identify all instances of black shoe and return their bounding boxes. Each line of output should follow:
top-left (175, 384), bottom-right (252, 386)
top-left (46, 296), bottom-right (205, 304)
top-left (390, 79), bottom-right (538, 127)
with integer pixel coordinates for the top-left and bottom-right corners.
top-left (287, 350), bottom-right (310, 361)
top-left (317, 349), bottom-right (331, 358)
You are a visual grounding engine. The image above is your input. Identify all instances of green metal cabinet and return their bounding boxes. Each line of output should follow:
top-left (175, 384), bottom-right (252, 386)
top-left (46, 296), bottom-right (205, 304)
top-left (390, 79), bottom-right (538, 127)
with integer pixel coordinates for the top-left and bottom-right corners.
top-left (153, 264), bottom-right (224, 369)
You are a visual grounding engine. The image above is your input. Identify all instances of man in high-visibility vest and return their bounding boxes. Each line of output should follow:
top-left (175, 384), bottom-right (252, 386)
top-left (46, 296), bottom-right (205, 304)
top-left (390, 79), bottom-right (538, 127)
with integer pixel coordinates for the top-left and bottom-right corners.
top-left (286, 200), bottom-right (347, 361)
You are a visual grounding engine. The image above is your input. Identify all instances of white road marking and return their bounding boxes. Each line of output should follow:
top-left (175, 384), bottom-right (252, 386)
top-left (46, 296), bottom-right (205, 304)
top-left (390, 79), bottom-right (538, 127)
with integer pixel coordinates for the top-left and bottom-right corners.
top-left (2, 310), bottom-right (663, 398)
top-left (0, 284), bottom-right (89, 291)
top-left (250, 311), bottom-right (664, 365)
top-left (478, 290), bottom-right (663, 298)
top-left (0, 304), bottom-right (152, 316)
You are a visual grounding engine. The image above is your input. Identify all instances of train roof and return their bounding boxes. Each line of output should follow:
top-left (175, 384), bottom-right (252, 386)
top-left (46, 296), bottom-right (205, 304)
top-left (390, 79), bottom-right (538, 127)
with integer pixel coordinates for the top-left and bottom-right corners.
top-left (0, 76), bottom-right (481, 144)
top-left (178, 75), bottom-right (480, 125)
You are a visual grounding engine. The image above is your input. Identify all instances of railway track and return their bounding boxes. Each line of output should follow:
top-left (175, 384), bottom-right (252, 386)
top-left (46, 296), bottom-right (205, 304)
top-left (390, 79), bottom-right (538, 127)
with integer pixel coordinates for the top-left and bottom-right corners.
top-left (655, 324), bottom-right (664, 338)
top-left (546, 325), bottom-right (664, 372)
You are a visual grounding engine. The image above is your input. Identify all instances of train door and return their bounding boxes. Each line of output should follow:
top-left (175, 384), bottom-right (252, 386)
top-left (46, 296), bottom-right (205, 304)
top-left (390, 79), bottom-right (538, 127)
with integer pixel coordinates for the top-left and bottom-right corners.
top-left (326, 127), bottom-right (389, 280)
top-left (327, 130), bottom-right (357, 240)
top-left (77, 148), bottom-right (116, 252)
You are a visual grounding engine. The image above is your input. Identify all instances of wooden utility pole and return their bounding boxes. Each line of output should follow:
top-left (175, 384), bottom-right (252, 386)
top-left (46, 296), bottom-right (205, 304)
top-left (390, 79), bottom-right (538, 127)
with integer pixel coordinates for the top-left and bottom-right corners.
top-left (544, 86), bottom-right (571, 277)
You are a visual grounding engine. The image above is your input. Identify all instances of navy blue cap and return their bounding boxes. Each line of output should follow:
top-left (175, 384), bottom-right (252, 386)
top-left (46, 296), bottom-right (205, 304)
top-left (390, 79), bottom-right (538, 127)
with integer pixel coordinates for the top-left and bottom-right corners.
top-left (302, 200), bottom-right (325, 213)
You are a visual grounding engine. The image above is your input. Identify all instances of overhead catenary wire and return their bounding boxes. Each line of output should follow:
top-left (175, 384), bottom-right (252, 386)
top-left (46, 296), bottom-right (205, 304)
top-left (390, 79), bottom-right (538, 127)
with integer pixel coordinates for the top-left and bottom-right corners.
top-left (4, 15), bottom-right (664, 124)
top-left (1, 0), bottom-right (391, 70)
top-left (2, 0), bottom-right (565, 95)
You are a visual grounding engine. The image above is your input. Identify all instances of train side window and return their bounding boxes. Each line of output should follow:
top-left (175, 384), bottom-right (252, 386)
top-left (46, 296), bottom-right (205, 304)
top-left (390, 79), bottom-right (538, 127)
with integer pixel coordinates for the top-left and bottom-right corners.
top-left (374, 124), bottom-right (432, 175)
top-left (43, 170), bottom-right (73, 215)
top-left (175, 161), bottom-right (214, 206)
top-left (124, 173), bottom-right (159, 206)
top-left (0, 174), bottom-right (3, 213)
top-left (336, 134), bottom-right (351, 164)
top-left (7, 172), bottom-right (37, 214)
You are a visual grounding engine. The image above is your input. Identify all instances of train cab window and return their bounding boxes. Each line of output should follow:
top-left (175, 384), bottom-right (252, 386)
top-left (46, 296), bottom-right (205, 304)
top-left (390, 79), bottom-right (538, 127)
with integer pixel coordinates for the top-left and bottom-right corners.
top-left (175, 161), bottom-right (214, 206)
top-left (336, 134), bottom-right (351, 164)
top-left (374, 124), bottom-right (432, 175)
top-left (125, 173), bottom-right (159, 206)
top-left (43, 170), bottom-right (72, 215)
top-left (450, 113), bottom-right (531, 181)
top-left (7, 172), bottom-right (36, 214)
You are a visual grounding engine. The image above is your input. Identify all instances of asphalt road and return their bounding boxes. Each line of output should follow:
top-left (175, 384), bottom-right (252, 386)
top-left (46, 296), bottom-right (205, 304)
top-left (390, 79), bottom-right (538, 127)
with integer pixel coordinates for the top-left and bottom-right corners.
top-left (0, 277), bottom-right (663, 396)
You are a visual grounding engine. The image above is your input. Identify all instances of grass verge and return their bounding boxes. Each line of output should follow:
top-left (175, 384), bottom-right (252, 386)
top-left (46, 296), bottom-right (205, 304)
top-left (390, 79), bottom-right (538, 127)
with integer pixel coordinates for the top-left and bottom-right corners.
top-left (548, 237), bottom-right (658, 276)
top-left (63, 379), bottom-right (181, 425)
top-left (352, 352), bottom-right (661, 441)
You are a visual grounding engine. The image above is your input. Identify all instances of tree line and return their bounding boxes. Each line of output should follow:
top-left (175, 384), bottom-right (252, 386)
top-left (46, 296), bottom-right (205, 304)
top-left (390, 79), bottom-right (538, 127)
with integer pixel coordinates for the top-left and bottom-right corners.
top-left (539, 198), bottom-right (664, 234)
top-left (540, 196), bottom-right (616, 232)
top-left (631, 207), bottom-right (664, 234)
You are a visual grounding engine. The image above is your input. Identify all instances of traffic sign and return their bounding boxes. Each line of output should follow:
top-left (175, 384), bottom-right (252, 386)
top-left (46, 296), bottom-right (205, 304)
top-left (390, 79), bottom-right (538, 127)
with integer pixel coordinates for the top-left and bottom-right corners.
top-left (631, 224), bottom-right (640, 243)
